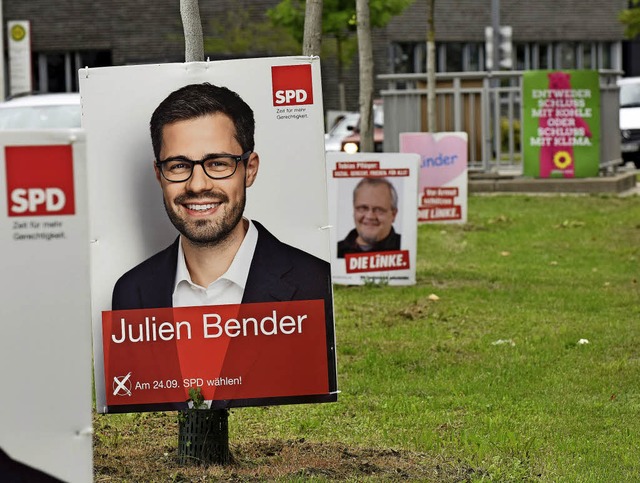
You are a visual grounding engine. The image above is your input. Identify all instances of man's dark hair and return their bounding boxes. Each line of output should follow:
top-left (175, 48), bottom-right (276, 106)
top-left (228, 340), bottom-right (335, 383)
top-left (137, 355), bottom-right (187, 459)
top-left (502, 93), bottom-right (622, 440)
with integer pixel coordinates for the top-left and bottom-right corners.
top-left (150, 82), bottom-right (255, 160)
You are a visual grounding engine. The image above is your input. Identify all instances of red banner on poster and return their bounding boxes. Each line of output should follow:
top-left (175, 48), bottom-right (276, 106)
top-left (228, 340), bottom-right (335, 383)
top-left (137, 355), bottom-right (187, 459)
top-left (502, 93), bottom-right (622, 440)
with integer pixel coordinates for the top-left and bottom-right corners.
top-left (345, 250), bottom-right (410, 273)
top-left (102, 300), bottom-right (328, 407)
top-left (418, 186), bottom-right (462, 221)
top-left (332, 161), bottom-right (410, 178)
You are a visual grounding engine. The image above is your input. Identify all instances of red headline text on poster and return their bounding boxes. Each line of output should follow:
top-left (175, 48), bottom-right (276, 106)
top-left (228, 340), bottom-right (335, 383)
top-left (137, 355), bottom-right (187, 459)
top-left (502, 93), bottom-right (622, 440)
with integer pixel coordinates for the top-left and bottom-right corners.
top-left (102, 300), bottom-right (329, 407)
top-left (333, 161), bottom-right (410, 178)
top-left (345, 250), bottom-right (410, 273)
top-left (419, 186), bottom-right (461, 221)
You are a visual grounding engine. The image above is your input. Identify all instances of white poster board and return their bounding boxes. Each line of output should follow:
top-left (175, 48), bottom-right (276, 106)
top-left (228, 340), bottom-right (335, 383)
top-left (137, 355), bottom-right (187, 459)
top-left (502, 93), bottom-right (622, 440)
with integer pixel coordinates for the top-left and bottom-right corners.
top-left (0, 130), bottom-right (92, 482)
top-left (80, 57), bottom-right (336, 413)
top-left (7, 21), bottom-right (32, 97)
top-left (400, 132), bottom-right (468, 224)
top-left (327, 152), bottom-right (419, 285)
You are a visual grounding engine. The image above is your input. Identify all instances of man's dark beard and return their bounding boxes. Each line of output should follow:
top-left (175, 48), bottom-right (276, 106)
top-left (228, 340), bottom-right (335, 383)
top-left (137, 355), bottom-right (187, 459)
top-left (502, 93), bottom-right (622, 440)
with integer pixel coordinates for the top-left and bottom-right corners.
top-left (164, 188), bottom-right (246, 248)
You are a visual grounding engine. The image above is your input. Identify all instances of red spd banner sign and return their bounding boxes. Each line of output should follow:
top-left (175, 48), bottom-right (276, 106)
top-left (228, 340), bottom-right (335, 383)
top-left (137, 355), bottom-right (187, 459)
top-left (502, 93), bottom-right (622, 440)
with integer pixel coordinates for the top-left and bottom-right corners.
top-left (271, 64), bottom-right (314, 106)
top-left (5, 145), bottom-right (76, 217)
top-left (102, 300), bottom-right (330, 409)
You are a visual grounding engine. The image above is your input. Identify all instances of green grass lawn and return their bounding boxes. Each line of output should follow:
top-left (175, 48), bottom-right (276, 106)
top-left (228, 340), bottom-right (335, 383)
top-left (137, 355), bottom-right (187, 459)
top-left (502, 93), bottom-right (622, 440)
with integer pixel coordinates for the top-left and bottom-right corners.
top-left (95, 194), bottom-right (640, 481)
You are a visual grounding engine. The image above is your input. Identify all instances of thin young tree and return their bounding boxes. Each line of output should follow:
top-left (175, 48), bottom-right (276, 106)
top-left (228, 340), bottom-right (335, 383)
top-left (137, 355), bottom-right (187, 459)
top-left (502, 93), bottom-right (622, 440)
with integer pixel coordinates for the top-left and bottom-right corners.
top-left (356, 0), bottom-right (374, 152)
top-left (179, 0), bottom-right (232, 466)
top-left (269, 0), bottom-right (413, 112)
top-left (303, 0), bottom-right (323, 55)
top-left (426, 0), bottom-right (436, 132)
top-left (181, 0), bottom-right (204, 61)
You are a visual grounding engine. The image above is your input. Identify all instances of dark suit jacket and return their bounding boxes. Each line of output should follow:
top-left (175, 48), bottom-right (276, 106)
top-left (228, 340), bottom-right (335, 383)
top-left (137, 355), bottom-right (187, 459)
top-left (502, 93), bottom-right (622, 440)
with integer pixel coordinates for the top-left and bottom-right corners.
top-left (0, 448), bottom-right (64, 483)
top-left (112, 220), bottom-right (331, 310)
top-left (109, 220), bottom-right (336, 412)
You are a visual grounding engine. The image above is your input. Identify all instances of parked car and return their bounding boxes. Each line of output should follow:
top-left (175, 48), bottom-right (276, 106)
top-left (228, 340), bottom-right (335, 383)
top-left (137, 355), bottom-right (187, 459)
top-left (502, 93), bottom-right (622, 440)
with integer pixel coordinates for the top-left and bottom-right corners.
top-left (0, 93), bottom-right (81, 129)
top-left (340, 101), bottom-right (385, 154)
top-left (325, 112), bottom-right (359, 151)
top-left (618, 77), bottom-right (640, 168)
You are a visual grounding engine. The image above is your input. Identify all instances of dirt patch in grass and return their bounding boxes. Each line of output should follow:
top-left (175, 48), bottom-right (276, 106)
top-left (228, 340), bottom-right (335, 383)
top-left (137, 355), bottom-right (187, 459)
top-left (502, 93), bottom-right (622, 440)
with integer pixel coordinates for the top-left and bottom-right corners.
top-left (96, 439), bottom-right (481, 481)
top-left (94, 414), bottom-right (482, 481)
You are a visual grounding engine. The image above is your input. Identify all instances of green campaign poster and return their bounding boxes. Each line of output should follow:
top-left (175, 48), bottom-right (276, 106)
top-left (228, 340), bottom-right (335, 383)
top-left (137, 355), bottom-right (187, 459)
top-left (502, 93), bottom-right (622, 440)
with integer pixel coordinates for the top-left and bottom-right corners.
top-left (522, 70), bottom-right (600, 178)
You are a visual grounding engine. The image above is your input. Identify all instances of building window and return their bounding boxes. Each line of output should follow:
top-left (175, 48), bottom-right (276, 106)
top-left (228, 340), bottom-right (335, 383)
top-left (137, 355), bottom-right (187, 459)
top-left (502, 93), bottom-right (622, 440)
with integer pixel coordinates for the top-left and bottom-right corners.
top-left (33, 50), bottom-right (112, 93)
top-left (466, 43), bottom-right (482, 71)
top-left (515, 43), bottom-right (528, 70)
top-left (556, 42), bottom-right (577, 69)
top-left (582, 43), bottom-right (595, 69)
top-left (389, 40), bottom-right (621, 74)
top-left (445, 42), bottom-right (464, 72)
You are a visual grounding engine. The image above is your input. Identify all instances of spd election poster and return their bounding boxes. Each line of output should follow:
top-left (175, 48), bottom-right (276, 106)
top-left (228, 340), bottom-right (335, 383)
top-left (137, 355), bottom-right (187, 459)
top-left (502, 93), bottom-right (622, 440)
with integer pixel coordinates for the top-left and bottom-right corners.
top-left (326, 152), bottom-right (419, 286)
top-left (0, 130), bottom-right (92, 482)
top-left (80, 57), bottom-right (337, 413)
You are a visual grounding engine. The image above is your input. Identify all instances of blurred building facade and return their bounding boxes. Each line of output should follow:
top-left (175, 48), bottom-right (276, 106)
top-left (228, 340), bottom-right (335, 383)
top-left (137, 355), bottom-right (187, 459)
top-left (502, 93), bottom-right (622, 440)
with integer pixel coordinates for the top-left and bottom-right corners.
top-left (2, 0), bottom-right (634, 111)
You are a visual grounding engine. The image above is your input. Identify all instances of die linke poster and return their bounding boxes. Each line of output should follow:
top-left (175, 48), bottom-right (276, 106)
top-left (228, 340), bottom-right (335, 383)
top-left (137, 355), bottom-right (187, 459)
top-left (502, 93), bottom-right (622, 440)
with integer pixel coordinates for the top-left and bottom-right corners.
top-left (400, 132), bottom-right (468, 224)
top-left (80, 57), bottom-right (337, 413)
top-left (522, 70), bottom-right (600, 178)
top-left (326, 152), bottom-right (419, 286)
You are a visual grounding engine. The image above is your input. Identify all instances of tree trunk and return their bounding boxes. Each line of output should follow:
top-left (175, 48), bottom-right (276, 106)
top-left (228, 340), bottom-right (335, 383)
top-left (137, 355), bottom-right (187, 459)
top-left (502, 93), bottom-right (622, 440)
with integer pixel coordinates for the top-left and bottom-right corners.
top-left (179, 0), bottom-right (231, 467)
top-left (356, 0), bottom-right (374, 152)
top-left (426, 0), bottom-right (436, 132)
top-left (337, 37), bottom-right (347, 111)
top-left (181, 0), bottom-right (204, 62)
top-left (303, 0), bottom-right (323, 56)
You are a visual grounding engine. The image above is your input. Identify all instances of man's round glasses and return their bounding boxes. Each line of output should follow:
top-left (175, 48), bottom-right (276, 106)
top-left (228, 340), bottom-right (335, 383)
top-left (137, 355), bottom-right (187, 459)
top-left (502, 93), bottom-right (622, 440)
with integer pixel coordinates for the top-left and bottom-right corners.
top-left (156, 151), bottom-right (252, 183)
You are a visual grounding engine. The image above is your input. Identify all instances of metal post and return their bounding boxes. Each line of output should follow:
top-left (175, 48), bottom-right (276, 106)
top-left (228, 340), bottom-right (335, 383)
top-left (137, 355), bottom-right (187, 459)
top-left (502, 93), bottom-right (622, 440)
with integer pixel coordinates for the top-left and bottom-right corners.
top-left (491, 0), bottom-right (500, 73)
top-left (490, 0), bottom-right (500, 171)
top-left (482, 76), bottom-right (492, 171)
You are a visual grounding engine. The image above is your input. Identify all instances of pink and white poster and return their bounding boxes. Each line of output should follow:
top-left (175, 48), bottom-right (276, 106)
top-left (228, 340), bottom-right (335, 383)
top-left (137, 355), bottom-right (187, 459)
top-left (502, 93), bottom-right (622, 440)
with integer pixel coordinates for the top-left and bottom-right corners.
top-left (399, 132), bottom-right (468, 224)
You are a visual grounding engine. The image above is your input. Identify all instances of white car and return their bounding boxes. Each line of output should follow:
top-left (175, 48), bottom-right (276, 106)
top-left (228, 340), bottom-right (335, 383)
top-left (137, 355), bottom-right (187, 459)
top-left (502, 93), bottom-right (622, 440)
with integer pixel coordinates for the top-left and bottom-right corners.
top-left (0, 93), bottom-right (81, 129)
top-left (324, 112), bottom-right (359, 151)
top-left (618, 77), bottom-right (640, 167)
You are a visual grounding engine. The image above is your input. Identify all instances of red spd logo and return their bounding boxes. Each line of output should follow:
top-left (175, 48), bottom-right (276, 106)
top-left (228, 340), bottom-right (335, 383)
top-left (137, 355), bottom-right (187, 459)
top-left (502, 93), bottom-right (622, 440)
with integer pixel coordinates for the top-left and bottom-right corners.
top-left (5, 145), bottom-right (75, 217)
top-left (272, 64), bottom-right (314, 106)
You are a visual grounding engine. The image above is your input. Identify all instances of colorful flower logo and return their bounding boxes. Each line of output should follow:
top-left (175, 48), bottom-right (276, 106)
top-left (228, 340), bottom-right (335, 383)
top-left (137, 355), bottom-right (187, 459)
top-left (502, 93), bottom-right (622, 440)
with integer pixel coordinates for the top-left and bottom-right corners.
top-left (553, 150), bottom-right (572, 169)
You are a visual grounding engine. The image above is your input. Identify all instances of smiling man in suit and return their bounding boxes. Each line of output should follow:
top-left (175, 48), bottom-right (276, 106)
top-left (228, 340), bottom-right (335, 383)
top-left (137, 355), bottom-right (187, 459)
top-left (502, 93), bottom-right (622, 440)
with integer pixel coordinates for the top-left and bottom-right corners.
top-left (112, 82), bottom-right (332, 314)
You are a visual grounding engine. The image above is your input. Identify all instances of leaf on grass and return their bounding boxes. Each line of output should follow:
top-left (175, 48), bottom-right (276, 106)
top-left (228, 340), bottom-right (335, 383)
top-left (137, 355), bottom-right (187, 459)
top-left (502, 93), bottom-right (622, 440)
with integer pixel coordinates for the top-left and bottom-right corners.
top-left (488, 214), bottom-right (510, 224)
top-left (491, 339), bottom-right (515, 346)
top-left (556, 219), bottom-right (586, 228)
top-left (427, 293), bottom-right (440, 301)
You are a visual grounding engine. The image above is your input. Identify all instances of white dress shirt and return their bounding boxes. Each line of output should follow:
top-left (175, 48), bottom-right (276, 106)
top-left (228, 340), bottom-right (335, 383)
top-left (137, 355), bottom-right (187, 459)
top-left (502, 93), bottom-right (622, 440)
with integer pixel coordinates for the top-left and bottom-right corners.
top-left (172, 219), bottom-right (258, 307)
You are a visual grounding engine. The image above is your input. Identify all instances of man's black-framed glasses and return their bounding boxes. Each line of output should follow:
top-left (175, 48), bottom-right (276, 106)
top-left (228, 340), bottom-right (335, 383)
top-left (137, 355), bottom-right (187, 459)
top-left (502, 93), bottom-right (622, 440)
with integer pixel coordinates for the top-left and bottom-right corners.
top-left (156, 151), bottom-right (252, 182)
